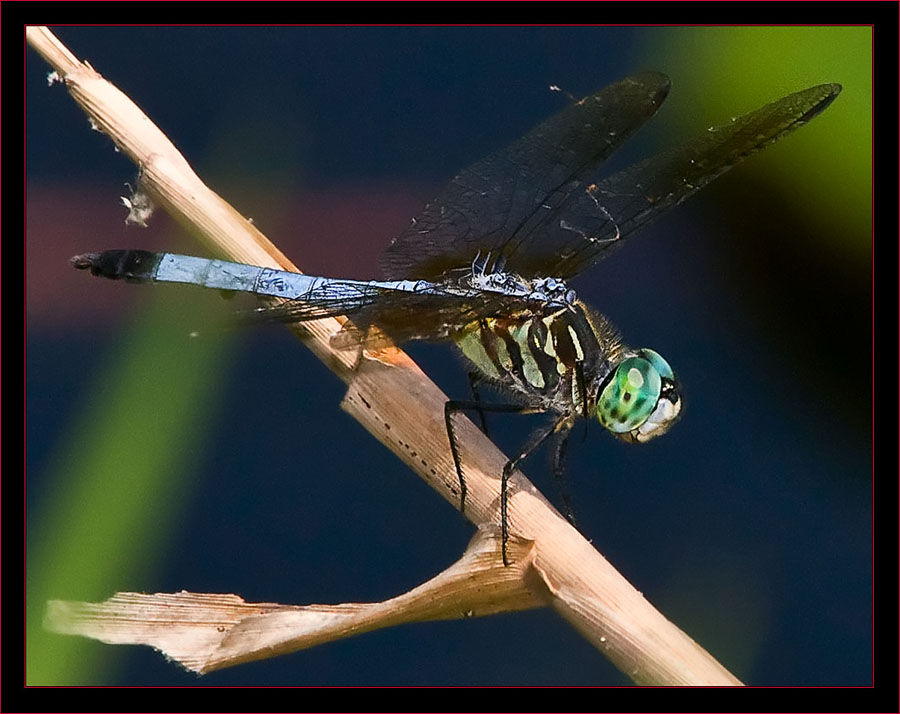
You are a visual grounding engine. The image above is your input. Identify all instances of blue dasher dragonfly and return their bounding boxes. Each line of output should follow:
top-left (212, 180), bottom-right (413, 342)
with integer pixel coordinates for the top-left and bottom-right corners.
top-left (72, 73), bottom-right (840, 564)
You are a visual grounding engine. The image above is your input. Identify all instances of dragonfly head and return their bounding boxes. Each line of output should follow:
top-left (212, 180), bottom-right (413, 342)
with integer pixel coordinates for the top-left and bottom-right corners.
top-left (596, 348), bottom-right (682, 443)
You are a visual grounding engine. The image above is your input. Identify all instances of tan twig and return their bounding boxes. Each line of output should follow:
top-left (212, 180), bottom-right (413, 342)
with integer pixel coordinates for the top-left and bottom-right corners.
top-left (46, 530), bottom-right (544, 674)
top-left (28, 25), bottom-right (741, 685)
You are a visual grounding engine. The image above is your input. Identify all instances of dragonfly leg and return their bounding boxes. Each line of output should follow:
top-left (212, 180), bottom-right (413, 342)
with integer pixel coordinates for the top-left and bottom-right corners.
top-left (551, 428), bottom-right (578, 527)
top-left (466, 372), bottom-right (491, 437)
top-left (444, 400), bottom-right (468, 515)
top-left (498, 413), bottom-right (572, 566)
top-left (445, 402), bottom-right (570, 565)
top-left (444, 400), bottom-right (534, 518)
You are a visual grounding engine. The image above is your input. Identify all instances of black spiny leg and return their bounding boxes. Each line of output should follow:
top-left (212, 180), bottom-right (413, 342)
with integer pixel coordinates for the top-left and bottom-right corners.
top-left (467, 372), bottom-right (491, 437)
top-left (496, 413), bottom-right (572, 566)
top-left (551, 428), bottom-right (578, 527)
top-left (444, 400), bottom-right (536, 519)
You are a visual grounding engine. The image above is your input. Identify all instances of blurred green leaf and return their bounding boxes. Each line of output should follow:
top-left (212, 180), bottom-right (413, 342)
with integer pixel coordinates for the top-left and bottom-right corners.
top-left (27, 288), bottom-right (233, 685)
top-left (643, 26), bottom-right (871, 263)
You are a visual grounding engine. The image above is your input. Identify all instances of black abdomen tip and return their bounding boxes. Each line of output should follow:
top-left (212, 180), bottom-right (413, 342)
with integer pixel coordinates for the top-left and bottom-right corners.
top-left (70, 250), bottom-right (161, 281)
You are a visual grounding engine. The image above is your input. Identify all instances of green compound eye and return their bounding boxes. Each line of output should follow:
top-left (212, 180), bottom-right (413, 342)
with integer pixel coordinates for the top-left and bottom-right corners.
top-left (638, 348), bottom-right (674, 381)
top-left (596, 356), bottom-right (663, 434)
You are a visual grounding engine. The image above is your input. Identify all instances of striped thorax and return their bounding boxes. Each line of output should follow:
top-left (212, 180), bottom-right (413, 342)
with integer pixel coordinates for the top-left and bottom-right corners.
top-left (454, 297), bottom-right (681, 442)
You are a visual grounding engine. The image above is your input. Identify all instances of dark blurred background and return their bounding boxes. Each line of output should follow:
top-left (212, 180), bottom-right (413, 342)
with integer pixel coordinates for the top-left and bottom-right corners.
top-left (26, 26), bottom-right (871, 686)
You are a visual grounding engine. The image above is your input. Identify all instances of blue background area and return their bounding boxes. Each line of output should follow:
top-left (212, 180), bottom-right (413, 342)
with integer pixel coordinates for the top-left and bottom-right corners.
top-left (26, 26), bottom-right (870, 686)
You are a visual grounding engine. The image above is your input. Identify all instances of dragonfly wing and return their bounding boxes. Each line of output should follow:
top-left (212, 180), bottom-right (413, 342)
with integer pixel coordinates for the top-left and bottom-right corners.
top-left (237, 286), bottom-right (543, 348)
top-left (379, 72), bottom-right (671, 280)
top-left (529, 82), bottom-right (842, 278)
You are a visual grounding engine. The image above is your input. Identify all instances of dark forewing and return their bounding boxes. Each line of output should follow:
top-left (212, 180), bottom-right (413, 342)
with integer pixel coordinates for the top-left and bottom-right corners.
top-left (237, 285), bottom-right (549, 348)
top-left (380, 72), bottom-right (672, 280)
top-left (512, 83), bottom-right (842, 279)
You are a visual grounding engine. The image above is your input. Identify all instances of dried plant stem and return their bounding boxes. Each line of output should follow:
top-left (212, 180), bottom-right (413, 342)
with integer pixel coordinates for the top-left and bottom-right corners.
top-left (28, 26), bottom-right (741, 685)
top-left (46, 531), bottom-right (545, 673)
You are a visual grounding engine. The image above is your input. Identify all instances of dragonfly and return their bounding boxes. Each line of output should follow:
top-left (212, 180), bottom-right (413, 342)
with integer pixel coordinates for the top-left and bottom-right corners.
top-left (72, 73), bottom-right (840, 565)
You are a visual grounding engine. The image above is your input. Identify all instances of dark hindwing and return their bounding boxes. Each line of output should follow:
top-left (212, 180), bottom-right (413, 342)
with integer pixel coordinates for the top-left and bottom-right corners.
top-left (539, 83), bottom-right (843, 278)
top-left (236, 285), bottom-right (557, 350)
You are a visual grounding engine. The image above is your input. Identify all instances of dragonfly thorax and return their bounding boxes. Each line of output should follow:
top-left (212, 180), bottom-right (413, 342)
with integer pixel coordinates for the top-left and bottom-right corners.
top-left (453, 301), bottom-right (620, 419)
top-left (464, 269), bottom-right (577, 306)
